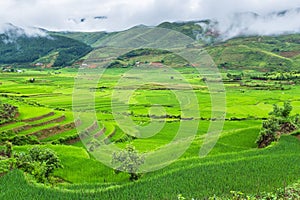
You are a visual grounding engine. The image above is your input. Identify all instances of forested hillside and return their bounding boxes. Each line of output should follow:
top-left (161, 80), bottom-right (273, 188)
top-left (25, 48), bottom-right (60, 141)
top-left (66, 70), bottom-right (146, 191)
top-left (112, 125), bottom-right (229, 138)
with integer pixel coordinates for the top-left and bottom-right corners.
top-left (0, 28), bottom-right (92, 67)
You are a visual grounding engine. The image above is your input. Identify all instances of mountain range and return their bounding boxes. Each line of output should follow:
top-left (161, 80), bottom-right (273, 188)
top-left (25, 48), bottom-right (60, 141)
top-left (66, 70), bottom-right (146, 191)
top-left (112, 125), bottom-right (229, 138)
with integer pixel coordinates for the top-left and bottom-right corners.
top-left (0, 8), bottom-right (300, 70)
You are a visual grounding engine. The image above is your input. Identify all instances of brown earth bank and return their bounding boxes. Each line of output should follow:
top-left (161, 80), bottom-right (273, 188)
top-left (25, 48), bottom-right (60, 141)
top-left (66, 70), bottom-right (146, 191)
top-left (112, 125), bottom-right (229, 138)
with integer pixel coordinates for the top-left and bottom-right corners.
top-left (94, 127), bottom-right (106, 139)
top-left (12, 125), bottom-right (32, 133)
top-left (279, 51), bottom-right (300, 58)
top-left (22, 112), bottom-right (55, 122)
top-left (64, 136), bottom-right (81, 145)
top-left (30, 122), bottom-right (76, 140)
top-left (31, 115), bottom-right (66, 127)
top-left (258, 122), bottom-right (297, 148)
top-left (12, 115), bottom-right (66, 133)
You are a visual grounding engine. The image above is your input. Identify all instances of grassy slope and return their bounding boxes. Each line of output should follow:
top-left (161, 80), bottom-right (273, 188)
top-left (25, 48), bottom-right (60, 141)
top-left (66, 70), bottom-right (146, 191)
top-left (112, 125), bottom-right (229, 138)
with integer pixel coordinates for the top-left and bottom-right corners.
top-left (0, 136), bottom-right (299, 199)
top-left (206, 34), bottom-right (300, 71)
top-left (53, 25), bottom-right (300, 72)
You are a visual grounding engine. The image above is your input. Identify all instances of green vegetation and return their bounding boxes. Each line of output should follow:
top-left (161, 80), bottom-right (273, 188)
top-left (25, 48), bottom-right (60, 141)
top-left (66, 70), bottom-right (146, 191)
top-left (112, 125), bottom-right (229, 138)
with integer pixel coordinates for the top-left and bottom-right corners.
top-left (211, 180), bottom-right (300, 199)
top-left (0, 34), bottom-right (92, 67)
top-left (0, 102), bottom-right (18, 124)
top-left (112, 145), bottom-right (145, 181)
top-left (2, 23), bottom-right (300, 72)
top-left (52, 31), bottom-right (115, 47)
top-left (157, 21), bottom-right (204, 40)
top-left (0, 27), bottom-right (300, 199)
top-left (256, 101), bottom-right (299, 148)
top-left (207, 34), bottom-right (300, 71)
top-left (0, 136), bottom-right (299, 199)
top-left (15, 146), bottom-right (63, 183)
top-left (0, 65), bottom-right (299, 199)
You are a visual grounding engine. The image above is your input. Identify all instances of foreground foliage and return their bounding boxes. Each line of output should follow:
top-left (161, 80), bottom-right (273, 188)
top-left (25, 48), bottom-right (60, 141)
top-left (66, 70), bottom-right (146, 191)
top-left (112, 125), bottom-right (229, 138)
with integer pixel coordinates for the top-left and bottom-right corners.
top-left (0, 136), bottom-right (299, 199)
top-left (15, 146), bottom-right (63, 183)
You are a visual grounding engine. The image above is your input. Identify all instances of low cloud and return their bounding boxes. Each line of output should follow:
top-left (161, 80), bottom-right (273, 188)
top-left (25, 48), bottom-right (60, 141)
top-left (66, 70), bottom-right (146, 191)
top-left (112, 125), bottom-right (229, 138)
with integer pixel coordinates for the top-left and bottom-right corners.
top-left (0, 0), bottom-right (300, 37)
top-left (0, 23), bottom-right (48, 43)
top-left (217, 8), bottom-right (300, 40)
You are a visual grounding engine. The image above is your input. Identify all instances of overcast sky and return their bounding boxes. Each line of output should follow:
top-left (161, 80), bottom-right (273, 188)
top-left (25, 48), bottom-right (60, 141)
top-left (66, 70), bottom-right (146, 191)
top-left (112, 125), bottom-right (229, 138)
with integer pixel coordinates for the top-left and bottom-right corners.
top-left (1, 0), bottom-right (300, 32)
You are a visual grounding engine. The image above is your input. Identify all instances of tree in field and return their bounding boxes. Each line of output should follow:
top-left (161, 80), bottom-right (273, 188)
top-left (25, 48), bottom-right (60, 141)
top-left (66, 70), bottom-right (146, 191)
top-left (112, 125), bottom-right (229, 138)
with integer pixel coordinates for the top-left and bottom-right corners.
top-left (112, 145), bottom-right (144, 181)
top-left (256, 101), bottom-right (297, 148)
top-left (269, 101), bottom-right (292, 119)
top-left (256, 117), bottom-right (280, 148)
top-left (15, 147), bottom-right (63, 183)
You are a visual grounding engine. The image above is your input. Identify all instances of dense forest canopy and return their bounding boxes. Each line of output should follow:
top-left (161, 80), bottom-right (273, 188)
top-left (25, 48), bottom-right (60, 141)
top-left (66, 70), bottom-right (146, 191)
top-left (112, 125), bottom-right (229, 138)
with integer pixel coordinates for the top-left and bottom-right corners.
top-left (0, 34), bottom-right (92, 67)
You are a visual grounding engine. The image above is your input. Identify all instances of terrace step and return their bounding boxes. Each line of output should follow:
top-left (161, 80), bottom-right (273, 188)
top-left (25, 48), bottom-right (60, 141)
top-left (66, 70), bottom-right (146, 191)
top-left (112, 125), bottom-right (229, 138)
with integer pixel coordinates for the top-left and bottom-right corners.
top-left (0, 122), bottom-right (26, 131)
top-left (22, 112), bottom-right (55, 122)
top-left (31, 115), bottom-right (66, 127)
top-left (79, 121), bottom-right (100, 139)
top-left (11, 115), bottom-right (66, 134)
top-left (103, 126), bottom-right (116, 144)
top-left (29, 122), bottom-right (76, 140)
top-left (94, 127), bottom-right (106, 139)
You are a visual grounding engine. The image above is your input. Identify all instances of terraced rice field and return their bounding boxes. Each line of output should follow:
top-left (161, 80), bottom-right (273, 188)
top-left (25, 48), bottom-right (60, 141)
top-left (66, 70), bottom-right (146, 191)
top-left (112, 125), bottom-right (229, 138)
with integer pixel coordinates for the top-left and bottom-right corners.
top-left (0, 67), bottom-right (299, 199)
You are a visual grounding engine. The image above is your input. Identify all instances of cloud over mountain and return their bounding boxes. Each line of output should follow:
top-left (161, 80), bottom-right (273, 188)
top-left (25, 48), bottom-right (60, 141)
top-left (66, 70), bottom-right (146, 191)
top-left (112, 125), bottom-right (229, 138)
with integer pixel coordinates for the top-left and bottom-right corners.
top-left (1, 0), bottom-right (300, 33)
top-left (217, 8), bottom-right (300, 40)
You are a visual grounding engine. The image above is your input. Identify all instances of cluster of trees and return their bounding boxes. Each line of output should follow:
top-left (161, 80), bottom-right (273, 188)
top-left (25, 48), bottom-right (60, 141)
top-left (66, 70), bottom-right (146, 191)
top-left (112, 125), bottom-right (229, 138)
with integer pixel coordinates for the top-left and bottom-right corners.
top-left (0, 144), bottom-right (62, 184)
top-left (256, 101), bottom-right (299, 148)
top-left (53, 45), bottom-right (92, 67)
top-left (0, 141), bottom-right (144, 183)
top-left (14, 146), bottom-right (63, 183)
top-left (251, 72), bottom-right (300, 81)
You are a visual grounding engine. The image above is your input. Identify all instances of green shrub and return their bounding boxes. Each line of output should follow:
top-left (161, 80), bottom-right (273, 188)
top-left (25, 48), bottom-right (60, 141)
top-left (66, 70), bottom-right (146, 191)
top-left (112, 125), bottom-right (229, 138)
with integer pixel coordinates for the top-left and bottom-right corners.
top-left (15, 147), bottom-right (63, 183)
top-left (256, 101), bottom-right (298, 148)
top-left (0, 103), bottom-right (18, 125)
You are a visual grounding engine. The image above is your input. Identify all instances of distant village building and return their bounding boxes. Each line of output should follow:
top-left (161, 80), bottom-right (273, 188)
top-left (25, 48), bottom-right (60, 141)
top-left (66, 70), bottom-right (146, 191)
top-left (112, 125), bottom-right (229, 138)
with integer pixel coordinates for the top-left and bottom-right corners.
top-left (35, 63), bottom-right (44, 66)
top-left (2, 66), bottom-right (14, 72)
top-left (135, 61), bottom-right (141, 66)
top-left (149, 62), bottom-right (163, 67)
